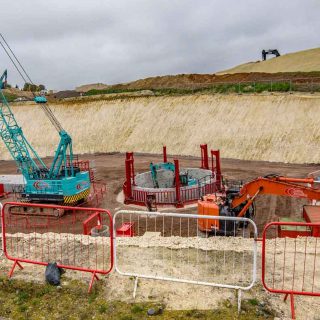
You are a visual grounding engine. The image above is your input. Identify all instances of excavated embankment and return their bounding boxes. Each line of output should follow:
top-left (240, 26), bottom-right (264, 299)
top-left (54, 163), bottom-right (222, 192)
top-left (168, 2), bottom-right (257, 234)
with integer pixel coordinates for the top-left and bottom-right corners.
top-left (2, 93), bottom-right (320, 163)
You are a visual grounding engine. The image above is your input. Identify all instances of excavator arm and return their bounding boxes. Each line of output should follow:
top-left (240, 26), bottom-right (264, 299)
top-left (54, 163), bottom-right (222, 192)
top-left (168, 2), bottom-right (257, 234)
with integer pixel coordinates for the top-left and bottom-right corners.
top-left (198, 175), bottom-right (320, 233)
top-left (231, 176), bottom-right (320, 216)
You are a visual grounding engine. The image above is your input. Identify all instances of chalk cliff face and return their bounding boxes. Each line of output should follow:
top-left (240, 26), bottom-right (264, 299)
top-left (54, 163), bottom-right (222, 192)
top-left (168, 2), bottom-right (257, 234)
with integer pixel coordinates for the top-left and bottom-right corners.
top-left (2, 93), bottom-right (320, 164)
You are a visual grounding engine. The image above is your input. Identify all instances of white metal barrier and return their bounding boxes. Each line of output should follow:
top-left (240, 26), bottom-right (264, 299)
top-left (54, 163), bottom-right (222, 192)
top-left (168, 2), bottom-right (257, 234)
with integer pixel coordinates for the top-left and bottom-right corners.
top-left (113, 210), bottom-right (257, 310)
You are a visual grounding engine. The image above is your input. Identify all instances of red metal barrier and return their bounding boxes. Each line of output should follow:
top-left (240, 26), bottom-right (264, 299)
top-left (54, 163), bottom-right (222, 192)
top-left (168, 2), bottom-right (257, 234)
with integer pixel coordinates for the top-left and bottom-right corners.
top-left (83, 212), bottom-right (102, 235)
top-left (127, 181), bottom-right (218, 207)
top-left (123, 146), bottom-right (220, 207)
top-left (174, 159), bottom-right (182, 207)
top-left (261, 221), bottom-right (320, 319)
top-left (163, 145), bottom-right (167, 163)
top-left (89, 181), bottom-right (107, 207)
top-left (69, 159), bottom-right (95, 182)
top-left (132, 188), bottom-right (176, 205)
top-left (211, 150), bottom-right (222, 190)
top-left (1, 202), bottom-right (114, 292)
top-left (200, 144), bottom-right (209, 169)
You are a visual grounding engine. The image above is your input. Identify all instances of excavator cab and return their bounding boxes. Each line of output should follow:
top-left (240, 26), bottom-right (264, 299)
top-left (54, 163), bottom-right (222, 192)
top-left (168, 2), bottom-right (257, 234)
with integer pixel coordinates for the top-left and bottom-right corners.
top-left (34, 96), bottom-right (47, 103)
top-left (198, 194), bottom-right (236, 235)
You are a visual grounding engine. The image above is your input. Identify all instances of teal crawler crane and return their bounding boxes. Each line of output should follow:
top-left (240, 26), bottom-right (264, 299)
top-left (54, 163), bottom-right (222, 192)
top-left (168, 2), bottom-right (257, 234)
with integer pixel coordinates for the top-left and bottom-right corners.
top-left (0, 70), bottom-right (90, 205)
top-left (0, 35), bottom-right (90, 209)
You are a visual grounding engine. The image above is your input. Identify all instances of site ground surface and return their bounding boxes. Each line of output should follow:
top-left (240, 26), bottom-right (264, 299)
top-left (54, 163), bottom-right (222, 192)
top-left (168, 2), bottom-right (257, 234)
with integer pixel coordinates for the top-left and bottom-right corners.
top-left (0, 153), bottom-right (319, 319)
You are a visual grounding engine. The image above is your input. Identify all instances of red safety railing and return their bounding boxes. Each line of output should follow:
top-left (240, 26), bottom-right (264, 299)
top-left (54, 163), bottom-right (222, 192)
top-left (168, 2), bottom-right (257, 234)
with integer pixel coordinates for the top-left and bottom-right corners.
top-left (83, 211), bottom-right (102, 235)
top-left (261, 221), bottom-right (320, 319)
top-left (1, 202), bottom-right (114, 292)
top-left (132, 188), bottom-right (176, 205)
top-left (123, 146), bottom-right (222, 207)
top-left (180, 181), bottom-right (217, 203)
top-left (127, 180), bottom-right (218, 207)
top-left (66, 159), bottom-right (95, 182)
top-left (89, 181), bottom-right (107, 207)
top-left (200, 144), bottom-right (209, 169)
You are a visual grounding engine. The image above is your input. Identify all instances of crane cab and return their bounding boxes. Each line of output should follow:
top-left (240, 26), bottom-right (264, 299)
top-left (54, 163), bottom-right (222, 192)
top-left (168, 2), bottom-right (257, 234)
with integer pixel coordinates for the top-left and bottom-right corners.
top-left (34, 96), bottom-right (47, 103)
top-left (23, 171), bottom-right (90, 204)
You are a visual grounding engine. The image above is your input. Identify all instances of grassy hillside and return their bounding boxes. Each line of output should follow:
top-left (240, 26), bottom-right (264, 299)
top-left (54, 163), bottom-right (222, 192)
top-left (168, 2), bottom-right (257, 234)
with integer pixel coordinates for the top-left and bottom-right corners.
top-left (76, 71), bottom-right (320, 93)
top-left (218, 48), bottom-right (320, 74)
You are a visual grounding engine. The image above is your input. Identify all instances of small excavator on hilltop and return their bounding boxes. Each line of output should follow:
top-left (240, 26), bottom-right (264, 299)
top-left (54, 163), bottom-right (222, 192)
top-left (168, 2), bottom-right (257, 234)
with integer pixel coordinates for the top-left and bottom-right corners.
top-left (198, 174), bottom-right (320, 235)
top-left (262, 49), bottom-right (280, 61)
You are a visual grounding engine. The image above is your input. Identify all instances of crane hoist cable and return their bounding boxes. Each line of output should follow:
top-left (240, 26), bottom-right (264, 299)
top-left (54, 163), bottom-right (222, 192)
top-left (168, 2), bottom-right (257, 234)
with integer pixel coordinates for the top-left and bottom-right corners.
top-left (0, 33), bottom-right (63, 133)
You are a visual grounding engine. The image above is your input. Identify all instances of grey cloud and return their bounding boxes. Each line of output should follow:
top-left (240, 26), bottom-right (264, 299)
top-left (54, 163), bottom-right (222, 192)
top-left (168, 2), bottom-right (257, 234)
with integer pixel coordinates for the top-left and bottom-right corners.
top-left (0, 0), bottom-right (319, 90)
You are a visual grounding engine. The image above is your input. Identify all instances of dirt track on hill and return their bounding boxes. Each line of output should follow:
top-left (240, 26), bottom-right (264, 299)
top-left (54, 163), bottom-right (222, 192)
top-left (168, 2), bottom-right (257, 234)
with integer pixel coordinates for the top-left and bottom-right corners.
top-left (76, 71), bottom-right (320, 92)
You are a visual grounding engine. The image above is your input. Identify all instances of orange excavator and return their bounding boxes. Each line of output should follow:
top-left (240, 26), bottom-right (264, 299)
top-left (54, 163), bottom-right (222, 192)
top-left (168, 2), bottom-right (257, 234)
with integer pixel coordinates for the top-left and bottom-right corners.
top-left (198, 174), bottom-right (320, 235)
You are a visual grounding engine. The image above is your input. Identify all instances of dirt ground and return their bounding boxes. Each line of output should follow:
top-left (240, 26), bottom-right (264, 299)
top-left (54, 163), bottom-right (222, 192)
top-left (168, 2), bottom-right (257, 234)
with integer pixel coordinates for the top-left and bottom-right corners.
top-left (1, 233), bottom-right (319, 319)
top-left (89, 152), bottom-right (319, 230)
top-left (0, 152), bottom-right (318, 232)
top-left (1, 153), bottom-right (320, 319)
top-left (76, 70), bottom-right (320, 92)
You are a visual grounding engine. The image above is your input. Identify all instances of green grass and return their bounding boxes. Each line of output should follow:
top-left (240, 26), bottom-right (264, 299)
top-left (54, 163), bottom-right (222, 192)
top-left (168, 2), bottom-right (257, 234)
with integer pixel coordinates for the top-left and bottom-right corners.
top-left (247, 298), bottom-right (259, 306)
top-left (81, 80), bottom-right (300, 98)
top-left (3, 92), bottom-right (18, 102)
top-left (0, 276), bottom-right (276, 320)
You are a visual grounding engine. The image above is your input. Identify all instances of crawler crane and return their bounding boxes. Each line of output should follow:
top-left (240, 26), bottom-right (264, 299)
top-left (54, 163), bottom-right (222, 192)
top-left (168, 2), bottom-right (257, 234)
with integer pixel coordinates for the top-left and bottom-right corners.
top-left (0, 35), bottom-right (90, 214)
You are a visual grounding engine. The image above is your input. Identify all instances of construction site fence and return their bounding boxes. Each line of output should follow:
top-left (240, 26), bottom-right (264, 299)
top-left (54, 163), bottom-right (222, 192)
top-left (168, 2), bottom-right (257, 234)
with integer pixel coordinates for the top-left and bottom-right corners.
top-left (1, 202), bottom-right (113, 292)
top-left (2, 202), bottom-right (320, 317)
top-left (88, 181), bottom-right (107, 207)
top-left (125, 179), bottom-right (218, 206)
top-left (261, 221), bottom-right (320, 319)
top-left (142, 77), bottom-right (320, 94)
top-left (113, 210), bottom-right (257, 311)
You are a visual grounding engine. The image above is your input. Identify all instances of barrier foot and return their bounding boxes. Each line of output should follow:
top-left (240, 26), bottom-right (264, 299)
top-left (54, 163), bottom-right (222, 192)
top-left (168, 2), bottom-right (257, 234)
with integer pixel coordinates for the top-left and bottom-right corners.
top-left (133, 277), bottom-right (139, 299)
top-left (284, 293), bottom-right (295, 320)
top-left (8, 260), bottom-right (23, 278)
top-left (237, 289), bottom-right (242, 314)
top-left (88, 272), bottom-right (100, 293)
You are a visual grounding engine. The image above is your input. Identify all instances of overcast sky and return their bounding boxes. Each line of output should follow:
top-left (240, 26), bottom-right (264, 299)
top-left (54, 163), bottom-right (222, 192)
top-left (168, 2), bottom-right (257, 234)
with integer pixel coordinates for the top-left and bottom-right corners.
top-left (1, 0), bottom-right (319, 90)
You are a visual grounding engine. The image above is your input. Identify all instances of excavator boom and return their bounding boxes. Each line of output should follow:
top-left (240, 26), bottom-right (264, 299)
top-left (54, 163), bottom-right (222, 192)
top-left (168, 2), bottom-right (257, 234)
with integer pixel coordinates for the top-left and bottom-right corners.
top-left (231, 176), bottom-right (320, 210)
top-left (198, 174), bottom-right (320, 233)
